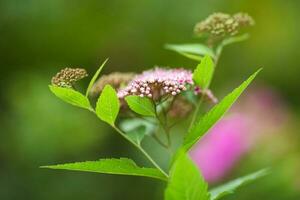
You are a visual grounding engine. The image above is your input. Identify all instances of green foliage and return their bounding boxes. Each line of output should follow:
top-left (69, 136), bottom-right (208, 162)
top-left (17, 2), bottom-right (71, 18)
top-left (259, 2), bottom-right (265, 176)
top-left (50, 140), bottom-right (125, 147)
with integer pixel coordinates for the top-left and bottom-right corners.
top-left (193, 55), bottom-right (214, 89)
top-left (46, 15), bottom-right (264, 199)
top-left (125, 126), bottom-right (146, 145)
top-left (49, 85), bottom-right (91, 110)
top-left (166, 35), bottom-right (249, 62)
top-left (96, 85), bottom-right (120, 125)
top-left (165, 151), bottom-right (209, 200)
top-left (125, 95), bottom-right (156, 117)
top-left (86, 58), bottom-right (108, 96)
top-left (210, 169), bottom-right (270, 200)
top-left (183, 69), bottom-right (261, 151)
top-left (120, 118), bottom-right (156, 145)
top-left (165, 43), bottom-right (215, 61)
top-left (178, 52), bottom-right (202, 61)
top-left (41, 158), bottom-right (167, 181)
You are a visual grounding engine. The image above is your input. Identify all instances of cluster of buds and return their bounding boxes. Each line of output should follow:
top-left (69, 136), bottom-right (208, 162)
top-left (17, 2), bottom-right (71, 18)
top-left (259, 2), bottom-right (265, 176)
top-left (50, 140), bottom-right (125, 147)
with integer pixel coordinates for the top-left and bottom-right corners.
top-left (51, 67), bottom-right (88, 87)
top-left (233, 12), bottom-right (255, 27)
top-left (194, 12), bottom-right (254, 38)
top-left (117, 68), bottom-right (193, 100)
top-left (90, 72), bottom-right (135, 96)
top-left (195, 86), bottom-right (218, 104)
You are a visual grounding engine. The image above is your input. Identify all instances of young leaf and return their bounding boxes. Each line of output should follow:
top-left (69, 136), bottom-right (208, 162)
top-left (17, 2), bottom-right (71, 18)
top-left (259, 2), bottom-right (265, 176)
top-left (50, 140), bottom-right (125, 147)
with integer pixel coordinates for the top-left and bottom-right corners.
top-left (120, 118), bottom-right (156, 135)
top-left (96, 85), bottom-right (120, 125)
top-left (86, 58), bottom-right (109, 96)
top-left (41, 158), bottom-right (167, 181)
top-left (125, 126), bottom-right (146, 145)
top-left (210, 169), bottom-right (269, 200)
top-left (193, 55), bottom-right (214, 89)
top-left (183, 69), bottom-right (262, 151)
top-left (120, 118), bottom-right (156, 145)
top-left (165, 150), bottom-right (209, 200)
top-left (125, 95), bottom-right (156, 117)
top-left (49, 85), bottom-right (91, 110)
top-left (165, 43), bottom-right (215, 59)
top-left (178, 52), bottom-right (202, 62)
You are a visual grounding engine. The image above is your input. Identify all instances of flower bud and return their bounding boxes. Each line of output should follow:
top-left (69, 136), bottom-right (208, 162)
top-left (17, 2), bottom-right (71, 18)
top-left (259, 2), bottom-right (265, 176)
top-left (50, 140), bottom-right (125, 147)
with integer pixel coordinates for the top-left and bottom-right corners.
top-left (51, 68), bottom-right (88, 87)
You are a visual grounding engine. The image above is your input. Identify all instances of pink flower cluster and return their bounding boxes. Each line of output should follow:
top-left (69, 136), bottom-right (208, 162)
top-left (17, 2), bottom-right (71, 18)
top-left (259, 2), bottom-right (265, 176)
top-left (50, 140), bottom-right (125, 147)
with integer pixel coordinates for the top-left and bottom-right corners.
top-left (117, 68), bottom-right (193, 99)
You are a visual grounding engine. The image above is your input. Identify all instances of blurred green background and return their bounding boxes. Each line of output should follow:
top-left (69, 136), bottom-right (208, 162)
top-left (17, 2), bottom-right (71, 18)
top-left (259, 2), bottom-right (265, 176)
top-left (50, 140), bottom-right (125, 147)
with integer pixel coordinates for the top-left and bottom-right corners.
top-left (0, 0), bottom-right (299, 199)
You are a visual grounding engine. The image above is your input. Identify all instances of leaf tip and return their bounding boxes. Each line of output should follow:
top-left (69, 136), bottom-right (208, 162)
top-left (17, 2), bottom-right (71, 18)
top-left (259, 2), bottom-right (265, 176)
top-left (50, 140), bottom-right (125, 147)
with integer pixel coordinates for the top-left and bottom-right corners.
top-left (103, 57), bottom-right (109, 64)
top-left (39, 165), bottom-right (52, 169)
top-left (252, 67), bottom-right (263, 78)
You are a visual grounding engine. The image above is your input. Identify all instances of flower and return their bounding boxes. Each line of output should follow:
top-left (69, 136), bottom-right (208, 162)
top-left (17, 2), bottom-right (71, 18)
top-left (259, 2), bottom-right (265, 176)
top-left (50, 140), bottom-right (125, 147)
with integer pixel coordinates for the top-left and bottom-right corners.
top-left (233, 12), bottom-right (255, 27)
top-left (90, 72), bottom-right (135, 96)
top-left (117, 68), bottom-right (193, 100)
top-left (194, 12), bottom-right (254, 38)
top-left (194, 86), bottom-right (218, 104)
top-left (51, 68), bottom-right (88, 88)
top-left (117, 67), bottom-right (218, 107)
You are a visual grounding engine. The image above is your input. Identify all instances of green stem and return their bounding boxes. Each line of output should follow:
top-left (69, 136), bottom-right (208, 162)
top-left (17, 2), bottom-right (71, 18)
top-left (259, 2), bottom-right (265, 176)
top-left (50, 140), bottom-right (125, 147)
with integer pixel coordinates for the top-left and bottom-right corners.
top-left (152, 134), bottom-right (169, 148)
top-left (89, 109), bottom-right (168, 178)
top-left (161, 104), bottom-right (172, 147)
top-left (214, 46), bottom-right (223, 67)
top-left (188, 95), bottom-right (205, 130)
top-left (154, 104), bottom-right (172, 149)
top-left (113, 126), bottom-right (169, 178)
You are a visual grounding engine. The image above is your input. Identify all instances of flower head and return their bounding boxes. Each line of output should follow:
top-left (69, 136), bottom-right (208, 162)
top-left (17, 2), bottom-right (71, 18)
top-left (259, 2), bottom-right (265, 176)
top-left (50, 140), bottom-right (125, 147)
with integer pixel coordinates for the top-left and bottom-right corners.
top-left (117, 68), bottom-right (193, 100)
top-left (233, 12), bottom-right (255, 27)
top-left (51, 68), bottom-right (88, 88)
top-left (117, 67), bottom-right (218, 105)
top-left (90, 72), bottom-right (135, 96)
top-left (194, 12), bottom-right (254, 38)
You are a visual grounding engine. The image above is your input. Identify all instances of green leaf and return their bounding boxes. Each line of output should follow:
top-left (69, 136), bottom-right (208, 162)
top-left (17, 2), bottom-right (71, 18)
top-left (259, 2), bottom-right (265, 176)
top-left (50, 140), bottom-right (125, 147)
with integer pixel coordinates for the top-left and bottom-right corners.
top-left (120, 118), bottom-right (156, 145)
top-left (183, 69), bottom-right (262, 151)
top-left (165, 150), bottom-right (209, 200)
top-left (49, 85), bottom-right (91, 110)
top-left (210, 169), bottom-right (269, 200)
top-left (96, 85), bottom-right (120, 125)
top-left (41, 158), bottom-right (167, 181)
top-left (177, 52), bottom-right (202, 62)
top-left (86, 58), bottom-right (108, 96)
top-left (125, 126), bottom-right (146, 145)
top-left (165, 43), bottom-right (215, 59)
top-left (193, 55), bottom-right (214, 89)
top-left (216, 34), bottom-right (250, 56)
top-left (125, 95), bottom-right (156, 117)
top-left (120, 118), bottom-right (156, 135)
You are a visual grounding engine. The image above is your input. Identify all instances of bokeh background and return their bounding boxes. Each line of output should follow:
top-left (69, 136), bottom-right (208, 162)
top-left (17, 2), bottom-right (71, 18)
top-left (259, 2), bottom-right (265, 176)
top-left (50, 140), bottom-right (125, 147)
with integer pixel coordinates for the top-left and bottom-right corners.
top-left (0, 0), bottom-right (299, 199)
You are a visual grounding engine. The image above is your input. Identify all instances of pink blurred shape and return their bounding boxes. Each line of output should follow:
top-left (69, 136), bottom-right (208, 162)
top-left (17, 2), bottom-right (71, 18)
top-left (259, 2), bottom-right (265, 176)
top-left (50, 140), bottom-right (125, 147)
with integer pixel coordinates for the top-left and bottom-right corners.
top-left (190, 87), bottom-right (289, 183)
top-left (190, 115), bottom-right (250, 183)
